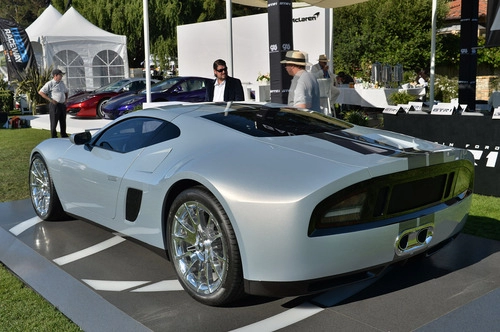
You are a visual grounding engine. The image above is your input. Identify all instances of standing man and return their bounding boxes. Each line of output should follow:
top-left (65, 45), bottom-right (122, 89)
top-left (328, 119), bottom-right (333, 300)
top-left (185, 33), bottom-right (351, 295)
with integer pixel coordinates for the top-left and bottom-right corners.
top-left (311, 54), bottom-right (334, 80)
top-left (280, 50), bottom-right (321, 112)
top-left (39, 69), bottom-right (69, 138)
top-left (310, 54), bottom-right (340, 106)
top-left (205, 59), bottom-right (245, 102)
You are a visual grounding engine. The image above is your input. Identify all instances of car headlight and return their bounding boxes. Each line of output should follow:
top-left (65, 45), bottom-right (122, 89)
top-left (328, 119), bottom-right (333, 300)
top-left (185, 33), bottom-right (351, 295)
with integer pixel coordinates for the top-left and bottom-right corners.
top-left (123, 97), bottom-right (144, 105)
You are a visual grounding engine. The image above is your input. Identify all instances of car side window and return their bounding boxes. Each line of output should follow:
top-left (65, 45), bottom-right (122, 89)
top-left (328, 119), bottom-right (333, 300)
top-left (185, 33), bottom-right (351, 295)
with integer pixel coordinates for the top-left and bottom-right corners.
top-left (131, 81), bottom-right (146, 91)
top-left (174, 81), bottom-right (188, 93)
top-left (93, 117), bottom-right (180, 153)
top-left (184, 79), bottom-right (204, 92)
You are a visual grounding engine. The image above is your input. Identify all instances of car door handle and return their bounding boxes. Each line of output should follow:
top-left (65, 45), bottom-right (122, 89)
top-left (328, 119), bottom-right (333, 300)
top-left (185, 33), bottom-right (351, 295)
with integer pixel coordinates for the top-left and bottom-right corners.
top-left (107, 175), bottom-right (118, 182)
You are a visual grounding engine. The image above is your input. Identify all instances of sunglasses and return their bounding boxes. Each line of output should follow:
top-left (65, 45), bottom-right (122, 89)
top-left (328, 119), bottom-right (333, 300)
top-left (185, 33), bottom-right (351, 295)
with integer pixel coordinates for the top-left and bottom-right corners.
top-left (216, 67), bottom-right (228, 73)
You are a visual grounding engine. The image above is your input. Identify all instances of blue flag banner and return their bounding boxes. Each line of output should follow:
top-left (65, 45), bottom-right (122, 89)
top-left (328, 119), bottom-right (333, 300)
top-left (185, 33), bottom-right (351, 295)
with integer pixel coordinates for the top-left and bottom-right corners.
top-left (0, 18), bottom-right (38, 81)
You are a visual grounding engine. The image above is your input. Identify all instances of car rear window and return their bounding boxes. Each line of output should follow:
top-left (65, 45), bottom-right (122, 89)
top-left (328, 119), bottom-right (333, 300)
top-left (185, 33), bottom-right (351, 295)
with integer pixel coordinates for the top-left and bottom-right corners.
top-left (202, 105), bottom-right (352, 137)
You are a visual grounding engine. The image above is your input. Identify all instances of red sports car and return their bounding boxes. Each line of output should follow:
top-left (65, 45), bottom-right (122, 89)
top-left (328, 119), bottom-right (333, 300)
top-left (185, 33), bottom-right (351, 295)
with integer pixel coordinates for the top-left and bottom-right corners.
top-left (66, 78), bottom-right (158, 118)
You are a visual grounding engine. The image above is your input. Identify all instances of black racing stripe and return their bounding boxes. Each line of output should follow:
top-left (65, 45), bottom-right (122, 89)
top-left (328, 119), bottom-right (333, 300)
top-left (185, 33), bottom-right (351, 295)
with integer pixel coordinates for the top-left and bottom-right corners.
top-left (310, 132), bottom-right (396, 156)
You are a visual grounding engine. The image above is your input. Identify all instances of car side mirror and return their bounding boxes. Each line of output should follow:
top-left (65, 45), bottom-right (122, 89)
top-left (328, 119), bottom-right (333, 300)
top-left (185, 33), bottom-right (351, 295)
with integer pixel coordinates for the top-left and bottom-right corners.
top-left (70, 131), bottom-right (92, 145)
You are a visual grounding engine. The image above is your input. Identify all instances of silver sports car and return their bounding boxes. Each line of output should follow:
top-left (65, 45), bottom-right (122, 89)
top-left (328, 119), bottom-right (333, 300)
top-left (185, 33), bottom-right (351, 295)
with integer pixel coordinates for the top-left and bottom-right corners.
top-left (29, 102), bottom-right (474, 306)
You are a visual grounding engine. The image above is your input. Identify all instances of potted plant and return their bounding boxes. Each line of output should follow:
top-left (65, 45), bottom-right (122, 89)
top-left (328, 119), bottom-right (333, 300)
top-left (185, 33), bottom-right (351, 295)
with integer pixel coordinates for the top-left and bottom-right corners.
top-left (15, 66), bottom-right (53, 115)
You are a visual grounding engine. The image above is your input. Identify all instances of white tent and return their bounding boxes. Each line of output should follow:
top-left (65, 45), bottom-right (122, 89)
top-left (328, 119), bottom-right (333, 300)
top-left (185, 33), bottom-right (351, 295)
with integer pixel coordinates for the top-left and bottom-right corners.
top-left (26, 5), bottom-right (129, 95)
top-left (25, 5), bottom-right (63, 70)
top-left (26, 5), bottom-right (63, 42)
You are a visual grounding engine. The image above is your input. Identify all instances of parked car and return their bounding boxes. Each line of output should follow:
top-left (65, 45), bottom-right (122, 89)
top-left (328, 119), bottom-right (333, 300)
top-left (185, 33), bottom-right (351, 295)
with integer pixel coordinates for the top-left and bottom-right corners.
top-left (29, 102), bottom-right (474, 306)
top-left (66, 78), bottom-right (158, 118)
top-left (102, 76), bottom-right (211, 119)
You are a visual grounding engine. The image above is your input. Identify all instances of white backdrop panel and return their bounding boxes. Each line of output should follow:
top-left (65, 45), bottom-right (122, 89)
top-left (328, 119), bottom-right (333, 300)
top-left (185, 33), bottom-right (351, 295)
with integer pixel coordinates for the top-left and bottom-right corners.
top-left (177, 6), bottom-right (328, 85)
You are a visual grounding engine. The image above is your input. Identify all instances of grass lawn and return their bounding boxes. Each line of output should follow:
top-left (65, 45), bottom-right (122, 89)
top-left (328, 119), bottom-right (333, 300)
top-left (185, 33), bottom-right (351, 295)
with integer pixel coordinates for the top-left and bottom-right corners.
top-left (0, 125), bottom-right (499, 329)
top-left (0, 128), bottom-right (81, 330)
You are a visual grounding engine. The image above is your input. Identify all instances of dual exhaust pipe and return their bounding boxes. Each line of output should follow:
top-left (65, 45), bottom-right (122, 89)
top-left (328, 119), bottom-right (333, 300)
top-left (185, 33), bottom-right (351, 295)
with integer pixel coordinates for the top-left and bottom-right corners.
top-left (395, 224), bottom-right (434, 256)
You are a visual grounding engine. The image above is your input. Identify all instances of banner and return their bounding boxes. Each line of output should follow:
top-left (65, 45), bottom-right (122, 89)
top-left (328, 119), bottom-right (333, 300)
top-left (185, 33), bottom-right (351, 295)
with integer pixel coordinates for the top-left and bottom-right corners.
top-left (0, 18), bottom-right (37, 81)
top-left (268, 0), bottom-right (293, 104)
top-left (486, 0), bottom-right (500, 47)
top-left (457, 0), bottom-right (478, 109)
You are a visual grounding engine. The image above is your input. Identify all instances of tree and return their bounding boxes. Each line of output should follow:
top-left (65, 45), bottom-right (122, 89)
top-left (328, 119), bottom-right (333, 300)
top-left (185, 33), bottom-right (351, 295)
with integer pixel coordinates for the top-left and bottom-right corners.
top-left (332, 0), bottom-right (449, 79)
top-left (70, 0), bottom-right (264, 69)
top-left (0, 0), bottom-right (48, 28)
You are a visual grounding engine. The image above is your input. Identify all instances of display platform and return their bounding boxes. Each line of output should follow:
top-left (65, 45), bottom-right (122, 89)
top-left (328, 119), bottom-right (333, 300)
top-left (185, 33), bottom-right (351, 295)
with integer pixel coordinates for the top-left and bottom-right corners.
top-left (1, 199), bottom-right (499, 331)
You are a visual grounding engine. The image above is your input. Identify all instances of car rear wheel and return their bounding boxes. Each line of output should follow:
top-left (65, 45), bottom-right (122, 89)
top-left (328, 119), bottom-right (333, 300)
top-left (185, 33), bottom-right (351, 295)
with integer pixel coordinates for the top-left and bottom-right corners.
top-left (29, 154), bottom-right (67, 220)
top-left (167, 186), bottom-right (244, 306)
top-left (96, 98), bottom-right (110, 118)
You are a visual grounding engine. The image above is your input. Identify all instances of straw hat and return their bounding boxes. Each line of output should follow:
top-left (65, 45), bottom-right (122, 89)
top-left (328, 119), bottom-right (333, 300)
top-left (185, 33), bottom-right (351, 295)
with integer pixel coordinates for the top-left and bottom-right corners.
top-left (280, 50), bottom-right (311, 66)
top-left (318, 54), bottom-right (328, 62)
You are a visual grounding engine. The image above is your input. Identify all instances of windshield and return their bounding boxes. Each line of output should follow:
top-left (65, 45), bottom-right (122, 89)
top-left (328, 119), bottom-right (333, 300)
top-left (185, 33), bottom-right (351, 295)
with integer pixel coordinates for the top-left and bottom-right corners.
top-left (149, 77), bottom-right (183, 93)
top-left (95, 80), bottom-right (130, 93)
top-left (203, 104), bottom-right (352, 137)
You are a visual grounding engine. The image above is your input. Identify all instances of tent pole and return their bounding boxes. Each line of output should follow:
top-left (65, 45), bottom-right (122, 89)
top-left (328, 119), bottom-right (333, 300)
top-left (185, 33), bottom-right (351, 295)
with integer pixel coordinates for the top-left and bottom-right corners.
top-left (143, 0), bottom-right (152, 103)
top-left (429, 0), bottom-right (437, 106)
top-left (227, 0), bottom-right (234, 76)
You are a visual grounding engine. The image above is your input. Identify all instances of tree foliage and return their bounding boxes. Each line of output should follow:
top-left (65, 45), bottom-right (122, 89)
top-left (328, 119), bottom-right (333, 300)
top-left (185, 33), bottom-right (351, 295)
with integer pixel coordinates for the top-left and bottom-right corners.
top-left (67, 0), bottom-right (264, 68)
top-left (9, 0), bottom-right (494, 77)
top-left (332, 0), bottom-right (449, 79)
top-left (477, 36), bottom-right (500, 70)
top-left (0, 0), bottom-right (48, 28)
top-left (1, 0), bottom-right (264, 69)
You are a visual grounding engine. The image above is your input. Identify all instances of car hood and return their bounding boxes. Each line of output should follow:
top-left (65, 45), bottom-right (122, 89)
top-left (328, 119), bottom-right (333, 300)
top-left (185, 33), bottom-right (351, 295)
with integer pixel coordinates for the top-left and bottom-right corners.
top-left (67, 91), bottom-right (115, 104)
top-left (102, 91), bottom-right (140, 108)
top-left (67, 92), bottom-right (95, 103)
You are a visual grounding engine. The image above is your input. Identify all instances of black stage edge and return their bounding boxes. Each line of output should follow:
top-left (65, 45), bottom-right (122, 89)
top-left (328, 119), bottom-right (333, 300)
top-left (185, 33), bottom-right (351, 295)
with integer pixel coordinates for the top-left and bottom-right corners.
top-left (383, 113), bottom-right (500, 197)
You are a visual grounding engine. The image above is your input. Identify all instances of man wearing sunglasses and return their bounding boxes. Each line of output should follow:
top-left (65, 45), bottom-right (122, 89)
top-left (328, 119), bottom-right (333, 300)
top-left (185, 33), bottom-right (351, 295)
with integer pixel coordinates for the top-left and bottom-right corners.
top-left (205, 59), bottom-right (244, 102)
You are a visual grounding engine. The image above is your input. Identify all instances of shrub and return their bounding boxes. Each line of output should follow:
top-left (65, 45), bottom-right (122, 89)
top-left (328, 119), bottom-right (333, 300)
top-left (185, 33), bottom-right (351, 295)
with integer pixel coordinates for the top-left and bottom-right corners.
top-left (15, 66), bottom-right (53, 114)
top-left (342, 110), bottom-right (369, 126)
top-left (388, 91), bottom-right (417, 105)
top-left (434, 75), bottom-right (458, 102)
top-left (0, 90), bottom-right (14, 113)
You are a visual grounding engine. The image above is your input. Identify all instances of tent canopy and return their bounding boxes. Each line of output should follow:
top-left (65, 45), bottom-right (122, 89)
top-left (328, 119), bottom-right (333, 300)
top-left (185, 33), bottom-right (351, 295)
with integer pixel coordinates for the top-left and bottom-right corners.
top-left (26, 5), bottom-right (129, 95)
top-left (25, 4), bottom-right (62, 42)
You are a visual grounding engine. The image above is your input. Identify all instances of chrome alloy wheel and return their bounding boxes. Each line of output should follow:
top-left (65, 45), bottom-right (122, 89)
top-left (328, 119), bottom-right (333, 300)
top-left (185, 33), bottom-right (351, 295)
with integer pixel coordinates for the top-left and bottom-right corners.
top-left (29, 157), bottom-right (52, 218)
top-left (171, 200), bottom-right (228, 296)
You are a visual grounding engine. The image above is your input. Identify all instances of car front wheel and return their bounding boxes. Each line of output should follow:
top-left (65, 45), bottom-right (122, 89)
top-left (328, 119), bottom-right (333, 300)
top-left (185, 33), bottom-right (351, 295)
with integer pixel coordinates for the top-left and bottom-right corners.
top-left (29, 154), bottom-right (67, 220)
top-left (96, 98), bottom-right (110, 118)
top-left (167, 186), bottom-right (244, 306)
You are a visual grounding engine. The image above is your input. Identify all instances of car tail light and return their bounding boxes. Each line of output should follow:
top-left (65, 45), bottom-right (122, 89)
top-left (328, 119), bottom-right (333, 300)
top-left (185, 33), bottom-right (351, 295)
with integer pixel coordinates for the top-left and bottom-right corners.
top-left (320, 191), bottom-right (367, 226)
top-left (309, 160), bottom-right (474, 237)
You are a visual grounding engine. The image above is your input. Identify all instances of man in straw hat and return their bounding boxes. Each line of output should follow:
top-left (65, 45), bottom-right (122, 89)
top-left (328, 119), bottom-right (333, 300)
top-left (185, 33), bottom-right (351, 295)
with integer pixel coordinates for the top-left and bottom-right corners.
top-left (280, 50), bottom-right (320, 112)
top-left (311, 54), bottom-right (340, 105)
top-left (311, 54), bottom-right (334, 79)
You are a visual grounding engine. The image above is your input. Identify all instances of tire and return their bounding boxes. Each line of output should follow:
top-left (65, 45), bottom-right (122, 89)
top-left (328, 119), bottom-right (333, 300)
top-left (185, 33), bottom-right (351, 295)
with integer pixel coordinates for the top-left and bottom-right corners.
top-left (96, 98), bottom-right (110, 119)
top-left (167, 186), bottom-right (244, 306)
top-left (29, 154), bottom-right (67, 220)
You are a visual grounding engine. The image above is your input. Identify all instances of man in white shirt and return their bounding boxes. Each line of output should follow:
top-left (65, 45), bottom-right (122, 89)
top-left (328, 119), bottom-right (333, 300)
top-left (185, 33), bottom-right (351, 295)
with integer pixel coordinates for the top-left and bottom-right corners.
top-left (310, 54), bottom-right (340, 105)
top-left (311, 54), bottom-right (334, 80)
top-left (205, 59), bottom-right (244, 102)
top-left (39, 69), bottom-right (69, 138)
